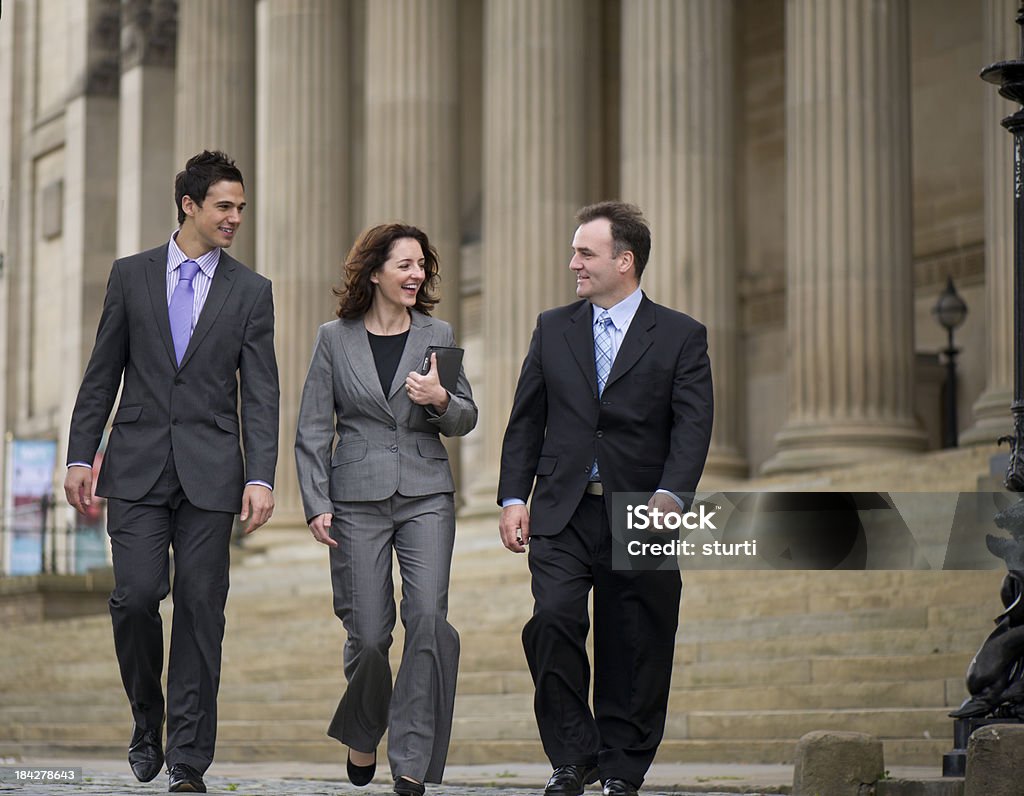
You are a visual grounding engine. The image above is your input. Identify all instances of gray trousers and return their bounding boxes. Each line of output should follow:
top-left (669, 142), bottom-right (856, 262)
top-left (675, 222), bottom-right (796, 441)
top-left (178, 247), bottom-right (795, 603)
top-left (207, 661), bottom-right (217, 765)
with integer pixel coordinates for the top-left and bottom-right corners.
top-left (326, 491), bottom-right (459, 783)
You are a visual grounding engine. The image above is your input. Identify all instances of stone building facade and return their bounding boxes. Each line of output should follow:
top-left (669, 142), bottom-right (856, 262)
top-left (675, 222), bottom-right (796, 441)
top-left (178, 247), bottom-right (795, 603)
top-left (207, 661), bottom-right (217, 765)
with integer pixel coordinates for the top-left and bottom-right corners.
top-left (0, 0), bottom-right (1013, 544)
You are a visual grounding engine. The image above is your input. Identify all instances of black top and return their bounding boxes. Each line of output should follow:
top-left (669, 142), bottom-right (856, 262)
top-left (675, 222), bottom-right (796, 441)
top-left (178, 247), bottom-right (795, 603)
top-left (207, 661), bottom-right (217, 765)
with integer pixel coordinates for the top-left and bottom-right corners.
top-left (367, 330), bottom-right (410, 395)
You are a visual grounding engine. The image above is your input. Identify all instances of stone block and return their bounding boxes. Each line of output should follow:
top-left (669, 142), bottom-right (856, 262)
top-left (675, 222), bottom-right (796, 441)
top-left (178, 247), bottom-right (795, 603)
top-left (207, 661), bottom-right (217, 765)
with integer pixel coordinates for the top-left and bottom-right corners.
top-left (792, 730), bottom-right (883, 796)
top-left (964, 724), bottom-right (1024, 796)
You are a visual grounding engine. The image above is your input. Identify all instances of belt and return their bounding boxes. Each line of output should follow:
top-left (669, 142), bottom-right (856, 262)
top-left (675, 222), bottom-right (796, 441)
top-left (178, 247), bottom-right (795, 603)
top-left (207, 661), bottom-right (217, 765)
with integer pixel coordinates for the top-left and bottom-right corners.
top-left (585, 481), bottom-right (604, 496)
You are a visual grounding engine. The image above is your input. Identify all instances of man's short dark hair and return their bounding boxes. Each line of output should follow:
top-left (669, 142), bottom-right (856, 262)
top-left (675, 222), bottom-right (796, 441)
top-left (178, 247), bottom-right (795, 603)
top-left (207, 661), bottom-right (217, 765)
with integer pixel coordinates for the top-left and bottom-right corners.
top-left (174, 151), bottom-right (244, 225)
top-left (575, 201), bottom-right (652, 279)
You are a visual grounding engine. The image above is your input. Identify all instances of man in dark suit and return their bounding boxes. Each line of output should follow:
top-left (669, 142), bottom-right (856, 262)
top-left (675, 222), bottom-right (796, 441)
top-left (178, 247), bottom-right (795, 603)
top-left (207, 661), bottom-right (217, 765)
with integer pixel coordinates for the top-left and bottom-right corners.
top-left (498, 202), bottom-right (713, 796)
top-left (64, 151), bottom-right (279, 794)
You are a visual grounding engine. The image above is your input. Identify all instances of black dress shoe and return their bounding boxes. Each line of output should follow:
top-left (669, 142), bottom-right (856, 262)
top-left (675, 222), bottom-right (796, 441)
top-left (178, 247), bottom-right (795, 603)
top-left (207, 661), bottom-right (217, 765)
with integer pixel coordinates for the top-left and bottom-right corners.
top-left (168, 763), bottom-right (206, 793)
top-left (602, 777), bottom-right (638, 796)
top-left (347, 750), bottom-right (376, 786)
top-left (393, 776), bottom-right (426, 796)
top-left (544, 764), bottom-right (598, 796)
top-left (127, 724), bottom-right (163, 783)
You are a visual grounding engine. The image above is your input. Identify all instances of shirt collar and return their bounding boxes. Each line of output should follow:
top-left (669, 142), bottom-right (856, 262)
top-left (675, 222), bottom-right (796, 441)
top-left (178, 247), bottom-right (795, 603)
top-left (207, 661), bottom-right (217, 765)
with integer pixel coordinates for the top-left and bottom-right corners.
top-left (592, 287), bottom-right (643, 330)
top-left (167, 230), bottom-right (221, 278)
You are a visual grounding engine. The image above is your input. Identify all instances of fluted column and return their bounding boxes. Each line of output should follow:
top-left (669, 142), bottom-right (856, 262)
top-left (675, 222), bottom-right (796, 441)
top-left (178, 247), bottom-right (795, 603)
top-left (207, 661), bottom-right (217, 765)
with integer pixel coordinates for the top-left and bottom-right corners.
top-left (257, 0), bottom-right (349, 528)
top-left (364, 0), bottom-right (459, 324)
top-left (118, 0), bottom-right (176, 256)
top-left (464, 0), bottom-right (599, 515)
top-left (763, 0), bottom-right (926, 473)
top-left (962, 0), bottom-right (1017, 446)
top-left (175, 0), bottom-right (256, 265)
top-left (363, 0), bottom-right (464, 495)
top-left (620, 0), bottom-right (746, 480)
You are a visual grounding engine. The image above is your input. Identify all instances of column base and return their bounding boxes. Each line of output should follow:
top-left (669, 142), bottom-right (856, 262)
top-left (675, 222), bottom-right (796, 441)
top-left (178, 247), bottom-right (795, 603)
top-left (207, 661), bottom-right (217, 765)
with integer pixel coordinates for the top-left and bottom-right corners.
top-left (761, 421), bottom-right (928, 476)
top-left (702, 444), bottom-right (749, 481)
top-left (458, 466), bottom-right (502, 522)
top-left (961, 388), bottom-right (1013, 447)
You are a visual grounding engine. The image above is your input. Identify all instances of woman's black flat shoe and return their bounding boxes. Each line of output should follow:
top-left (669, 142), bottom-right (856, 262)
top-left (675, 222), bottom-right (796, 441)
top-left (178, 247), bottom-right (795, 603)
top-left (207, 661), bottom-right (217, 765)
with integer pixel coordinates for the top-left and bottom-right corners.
top-left (346, 751), bottom-right (376, 786)
top-left (393, 776), bottom-right (425, 796)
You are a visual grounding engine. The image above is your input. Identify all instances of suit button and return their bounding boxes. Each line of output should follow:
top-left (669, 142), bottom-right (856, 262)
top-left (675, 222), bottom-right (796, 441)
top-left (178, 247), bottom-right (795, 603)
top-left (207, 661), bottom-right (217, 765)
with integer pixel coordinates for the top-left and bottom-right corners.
top-left (596, 431), bottom-right (604, 438)
top-left (389, 425), bottom-right (396, 431)
top-left (389, 445), bottom-right (398, 453)
top-left (174, 378), bottom-right (184, 386)
top-left (172, 418), bottom-right (181, 426)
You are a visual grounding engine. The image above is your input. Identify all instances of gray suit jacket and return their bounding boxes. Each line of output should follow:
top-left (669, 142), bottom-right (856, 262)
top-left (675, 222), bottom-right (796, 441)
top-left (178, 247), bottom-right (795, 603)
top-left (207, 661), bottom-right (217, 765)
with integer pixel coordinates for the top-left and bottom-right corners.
top-left (67, 244), bottom-right (280, 513)
top-left (294, 310), bottom-right (477, 521)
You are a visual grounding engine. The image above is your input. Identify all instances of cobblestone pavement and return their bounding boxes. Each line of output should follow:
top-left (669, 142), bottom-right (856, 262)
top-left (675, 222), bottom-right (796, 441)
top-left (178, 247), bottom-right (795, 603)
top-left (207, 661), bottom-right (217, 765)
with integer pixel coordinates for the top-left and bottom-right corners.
top-left (0, 761), bottom-right (792, 796)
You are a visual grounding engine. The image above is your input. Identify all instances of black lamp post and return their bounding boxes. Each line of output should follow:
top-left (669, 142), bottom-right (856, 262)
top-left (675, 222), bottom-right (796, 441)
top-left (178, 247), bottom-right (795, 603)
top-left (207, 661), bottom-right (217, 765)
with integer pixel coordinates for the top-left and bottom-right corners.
top-left (942, 2), bottom-right (1024, 778)
top-left (932, 276), bottom-right (968, 448)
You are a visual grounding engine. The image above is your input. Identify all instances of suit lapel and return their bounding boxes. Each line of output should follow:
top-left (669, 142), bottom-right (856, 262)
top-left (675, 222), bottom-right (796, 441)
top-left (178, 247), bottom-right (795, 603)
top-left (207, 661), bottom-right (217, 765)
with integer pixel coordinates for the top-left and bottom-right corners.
top-left (605, 294), bottom-right (655, 390)
top-left (340, 317), bottom-right (394, 418)
top-left (388, 311), bottom-right (432, 400)
top-left (145, 245), bottom-right (178, 368)
top-left (177, 251), bottom-right (237, 371)
top-left (565, 301), bottom-right (599, 398)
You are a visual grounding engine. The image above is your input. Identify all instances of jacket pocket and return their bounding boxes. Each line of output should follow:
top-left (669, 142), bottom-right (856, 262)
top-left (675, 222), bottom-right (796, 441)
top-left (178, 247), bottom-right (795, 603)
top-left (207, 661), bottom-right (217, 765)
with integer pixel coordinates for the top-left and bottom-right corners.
top-left (112, 405), bottom-right (142, 424)
top-left (214, 413), bottom-right (239, 435)
top-left (416, 438), bottom-right (449, 460)
top-left (332, 438), bottom-right (368, 466)
top-left (536, 455), bottom-right (557, 476)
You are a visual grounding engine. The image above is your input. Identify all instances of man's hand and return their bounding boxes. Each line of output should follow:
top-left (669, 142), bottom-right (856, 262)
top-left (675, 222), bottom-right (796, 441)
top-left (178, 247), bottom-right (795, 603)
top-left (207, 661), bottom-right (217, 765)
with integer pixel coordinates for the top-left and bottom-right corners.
top-left (500, 504), bottom-right (531, 553)
top-left (405, 353), bottom-right (450, 413)
top-left (240, 484), bottom-right (274, 533)
top-left (64, 466), bottom-right (93, 515)
top-left (647, 490), bottom-right (683, 531)
top-left (308, 513), bottom-right (337, 548)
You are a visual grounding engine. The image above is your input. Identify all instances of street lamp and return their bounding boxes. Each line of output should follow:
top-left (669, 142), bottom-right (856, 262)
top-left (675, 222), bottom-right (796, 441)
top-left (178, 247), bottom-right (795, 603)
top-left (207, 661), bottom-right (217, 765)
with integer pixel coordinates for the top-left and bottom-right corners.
top-left (932, 276), bottom-right (968, 448)
top-left (943, 1), bottom-right (1024, 778)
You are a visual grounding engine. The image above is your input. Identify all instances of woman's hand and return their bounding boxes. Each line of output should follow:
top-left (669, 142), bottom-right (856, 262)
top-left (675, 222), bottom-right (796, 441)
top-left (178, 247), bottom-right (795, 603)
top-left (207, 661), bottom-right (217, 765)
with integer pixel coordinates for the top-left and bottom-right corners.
top-left (405, 353), bottom-right (450, 413)
top-left (308, 513), bottom-right (337, 548)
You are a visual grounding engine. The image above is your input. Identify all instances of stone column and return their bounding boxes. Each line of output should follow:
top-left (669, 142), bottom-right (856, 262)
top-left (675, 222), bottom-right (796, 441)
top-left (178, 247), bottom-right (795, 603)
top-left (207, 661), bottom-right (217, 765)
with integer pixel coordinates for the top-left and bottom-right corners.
top-left (256, 0), bottom-right (349, 528)
top-left (620, 0), bottom-right (746, 480)
top-left (363, 0), bottom-right (459, 324)
top-left (762, 0), bottom-right (926, 473)
top-left (962, 0), bottom-right (1018, 447)
top-left (175, 0), bottom-right (256, 266)
top-left (118, 0), bottom-right (176, 256)
top-left (363, 0), bottom-right (464, 494)
top-left (61, 0), bottom-right (122, 565)
top-left (463, 0), bottom-right (599, 515)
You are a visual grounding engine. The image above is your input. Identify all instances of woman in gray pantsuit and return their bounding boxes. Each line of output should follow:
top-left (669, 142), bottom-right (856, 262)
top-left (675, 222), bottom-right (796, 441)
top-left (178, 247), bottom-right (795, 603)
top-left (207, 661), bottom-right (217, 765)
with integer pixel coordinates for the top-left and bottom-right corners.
top-left (294, 223), bottom-right (477, 796)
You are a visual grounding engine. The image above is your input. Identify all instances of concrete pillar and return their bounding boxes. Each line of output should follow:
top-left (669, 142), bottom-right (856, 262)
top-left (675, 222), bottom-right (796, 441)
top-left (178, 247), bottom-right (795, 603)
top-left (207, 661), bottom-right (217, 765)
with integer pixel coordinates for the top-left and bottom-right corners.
top-left (620, 0), bottom-right (746, 479)
top-left (256, 0), bottom-right (350, 528)
top-left (117, 0), bottom-right (176, 256)
top-left (175, 0), bottom-right (256, 266)
top-left (763, 0), bottom-right (926, 474)
top-left (464, 0), bottom-right (599, 515)
top-left (363, 0), bottom-right (464, 494)
top-left (962, 0), bottom-right (1018, 447)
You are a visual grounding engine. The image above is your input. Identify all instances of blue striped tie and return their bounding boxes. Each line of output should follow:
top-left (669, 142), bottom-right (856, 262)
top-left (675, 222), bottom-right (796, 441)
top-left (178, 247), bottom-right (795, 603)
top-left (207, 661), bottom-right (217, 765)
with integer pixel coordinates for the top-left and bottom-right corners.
top-left (591, 311), bottom-right (613, 480)
top-left (594, 311), bottom-right (613, 396)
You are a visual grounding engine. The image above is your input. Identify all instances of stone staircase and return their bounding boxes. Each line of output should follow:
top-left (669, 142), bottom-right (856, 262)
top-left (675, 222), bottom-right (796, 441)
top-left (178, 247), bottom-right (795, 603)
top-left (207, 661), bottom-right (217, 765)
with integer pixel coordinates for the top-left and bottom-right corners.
top-left (0, 444), bottom-right (1009, 768)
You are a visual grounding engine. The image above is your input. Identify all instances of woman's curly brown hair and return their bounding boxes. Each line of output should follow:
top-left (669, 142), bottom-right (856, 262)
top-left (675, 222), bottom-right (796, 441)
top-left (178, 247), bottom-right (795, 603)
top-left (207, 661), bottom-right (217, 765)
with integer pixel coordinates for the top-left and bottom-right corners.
top-left (334, 223), bottom-right (441, 319)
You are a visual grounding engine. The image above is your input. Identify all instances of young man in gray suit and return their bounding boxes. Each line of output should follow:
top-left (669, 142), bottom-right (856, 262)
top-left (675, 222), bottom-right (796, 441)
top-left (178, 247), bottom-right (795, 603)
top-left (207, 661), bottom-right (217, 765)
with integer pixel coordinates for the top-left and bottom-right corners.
top-left (64, 151), bottom-right (279, 794)
top-left (498, 202), bottom-right (713, 796)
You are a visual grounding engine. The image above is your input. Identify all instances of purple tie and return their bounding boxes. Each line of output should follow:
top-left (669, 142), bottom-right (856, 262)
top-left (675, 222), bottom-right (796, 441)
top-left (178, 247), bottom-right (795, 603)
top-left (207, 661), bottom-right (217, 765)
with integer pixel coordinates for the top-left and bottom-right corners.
top-left (169, 260), bottom-right (199, 365)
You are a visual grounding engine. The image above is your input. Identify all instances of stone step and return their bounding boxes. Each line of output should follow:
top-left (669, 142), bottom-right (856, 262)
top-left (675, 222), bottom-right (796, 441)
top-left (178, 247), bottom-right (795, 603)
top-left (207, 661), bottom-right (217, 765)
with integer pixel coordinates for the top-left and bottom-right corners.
top-left (0, 705), bottom-right (952, 747)
top-left (0, 735), bottom-right (953, 767)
